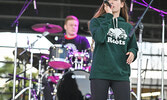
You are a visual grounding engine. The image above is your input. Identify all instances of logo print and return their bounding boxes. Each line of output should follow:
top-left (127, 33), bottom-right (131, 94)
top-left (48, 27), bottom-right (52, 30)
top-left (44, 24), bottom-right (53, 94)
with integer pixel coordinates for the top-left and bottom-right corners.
top-left (107, 28), bottom-right (127, 45)
top-left (65, 43), bottom-right (77, 51)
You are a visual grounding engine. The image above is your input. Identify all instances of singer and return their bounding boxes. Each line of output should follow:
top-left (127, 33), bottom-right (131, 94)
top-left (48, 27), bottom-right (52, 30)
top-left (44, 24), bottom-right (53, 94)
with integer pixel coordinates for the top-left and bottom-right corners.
top-left (89, 0), bottom-right (138, 100)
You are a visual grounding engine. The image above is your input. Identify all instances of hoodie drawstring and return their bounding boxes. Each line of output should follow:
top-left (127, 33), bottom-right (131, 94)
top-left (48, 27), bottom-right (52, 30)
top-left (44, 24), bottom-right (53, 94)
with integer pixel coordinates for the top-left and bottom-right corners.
top-left (112, 18), bottom-right (118, 29)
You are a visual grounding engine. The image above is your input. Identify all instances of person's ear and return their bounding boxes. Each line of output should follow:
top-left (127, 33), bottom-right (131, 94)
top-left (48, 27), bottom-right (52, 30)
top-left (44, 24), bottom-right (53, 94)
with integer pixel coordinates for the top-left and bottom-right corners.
top-left (64, 24), bottom-right (67, 30)
top-left (121, 2), bottom-right (124, 8)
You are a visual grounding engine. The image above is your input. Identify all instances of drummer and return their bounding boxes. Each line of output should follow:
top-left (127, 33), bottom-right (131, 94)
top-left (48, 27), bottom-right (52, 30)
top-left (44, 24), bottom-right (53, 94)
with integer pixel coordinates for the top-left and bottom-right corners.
top-left (56, 15), bottom-right (91, 68)
top-left (56, 15), bottom-right (91, 100)
top-left (58, 15), bottom-right (90, 53)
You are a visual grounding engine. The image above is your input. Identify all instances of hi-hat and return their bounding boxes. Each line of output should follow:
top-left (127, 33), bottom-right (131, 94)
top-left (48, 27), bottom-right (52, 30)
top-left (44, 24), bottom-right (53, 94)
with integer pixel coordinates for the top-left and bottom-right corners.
top-left (32, 23), bottom-right (63, 33)
top-left (13, 48), bottom-right (31, 62)
top-left (13, 48), bottom-right (49, 68)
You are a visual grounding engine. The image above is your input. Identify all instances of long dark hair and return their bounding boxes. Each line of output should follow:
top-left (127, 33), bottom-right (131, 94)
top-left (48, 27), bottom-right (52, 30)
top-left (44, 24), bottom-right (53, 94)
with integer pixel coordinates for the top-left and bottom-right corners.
top-left (89, 0), bottom-right (129, 51)
top-left (93, 0), bottom-right (129, 22)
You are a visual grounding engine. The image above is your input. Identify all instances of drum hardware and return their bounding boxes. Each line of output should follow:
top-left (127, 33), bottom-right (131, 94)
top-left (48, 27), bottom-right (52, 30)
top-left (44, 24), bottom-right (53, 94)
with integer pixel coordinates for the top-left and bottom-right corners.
top-left (72, 51), bottom-right (90, 70)
top-left (31, 89), bottom-right (38, 100)
top-left (14, 34), bottom-right (48, 99)
top-left (11, 22), bottom-right (61, 100)
top-left (107, 87), bottom-right (114, 100)
top-left (13, 48), bottom-right (31, 64)
top-left (7, 73), bottom-right (39, 99)
top-left (84, 93), bottom-right (91, 100)
top-left (8, 73), bottom-right (38, 82)
top-left (74, 51), bottom-right (82, 69)
top-left (13, 48), bottom-right (49, 69)
top-left (41, 66), bottom-right (63, 100)
top-left (36, 55), bottom-right (49, 98)
top-left (37, 58), bottom-right (43, 98)
top-left (32, 53), bottom-right (49, 69)
top-left (36, 60), bottom-right (58, 100)
top-left (85, 66), bottom-right (91, 72)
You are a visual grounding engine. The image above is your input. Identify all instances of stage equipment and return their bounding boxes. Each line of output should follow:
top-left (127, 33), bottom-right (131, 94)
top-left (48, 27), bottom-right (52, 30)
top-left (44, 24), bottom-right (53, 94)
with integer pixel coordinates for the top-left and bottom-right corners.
top-left (71, 50), bottom-right (90, 70)
top-left (13, 35), bottom-right (50, 100)
top-left (130, 0), bottom-right (167, 99)
top-left (11, 0), bottom-right (35, 99)
top-left (57, 70), bottom-right (91, 100)
top-left (32, 23), bottom-right (63, 34)
top-left (11, 2), bottom-right (52, 98)
top-left (128, 0), bottom-right (154, 100)
top-left (129, 0), bottom-right (134, 15)
top-left (48, 44), bottom-right (72, 70)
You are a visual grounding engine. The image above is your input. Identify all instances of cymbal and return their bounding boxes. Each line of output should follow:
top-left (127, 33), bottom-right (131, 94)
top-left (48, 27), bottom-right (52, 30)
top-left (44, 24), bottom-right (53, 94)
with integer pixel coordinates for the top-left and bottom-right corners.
top-left (32, 23), bottom-right (63, 33)
top-left (13, 48), bottom-right (49, 64)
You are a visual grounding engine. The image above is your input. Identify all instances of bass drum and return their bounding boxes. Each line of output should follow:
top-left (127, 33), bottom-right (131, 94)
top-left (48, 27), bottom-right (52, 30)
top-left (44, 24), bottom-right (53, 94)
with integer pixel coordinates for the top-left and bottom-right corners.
top-left (57, 70), bottom-right (91, 100)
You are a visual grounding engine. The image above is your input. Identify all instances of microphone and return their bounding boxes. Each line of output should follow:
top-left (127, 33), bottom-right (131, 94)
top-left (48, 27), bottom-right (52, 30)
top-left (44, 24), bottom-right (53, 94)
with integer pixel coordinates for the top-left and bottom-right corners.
top-left (33, 0), bottom-right (38, 14)
top-left (104, 0), bottom-right (112, 8)
top-left (129, 0), bottom-right (134, 15)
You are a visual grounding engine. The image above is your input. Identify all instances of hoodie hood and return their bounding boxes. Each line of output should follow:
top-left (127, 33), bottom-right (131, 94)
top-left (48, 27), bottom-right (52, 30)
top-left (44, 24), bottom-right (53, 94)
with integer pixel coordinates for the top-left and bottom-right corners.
top-left (112, 17), bottom-right (125, 29)
top-left (100, 13), bottom-right (126, 29)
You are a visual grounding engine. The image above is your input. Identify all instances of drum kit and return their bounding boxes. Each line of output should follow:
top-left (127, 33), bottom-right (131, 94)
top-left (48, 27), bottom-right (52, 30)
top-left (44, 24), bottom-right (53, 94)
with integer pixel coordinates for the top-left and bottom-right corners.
top-left (12, 23), bottom-right (92, 100)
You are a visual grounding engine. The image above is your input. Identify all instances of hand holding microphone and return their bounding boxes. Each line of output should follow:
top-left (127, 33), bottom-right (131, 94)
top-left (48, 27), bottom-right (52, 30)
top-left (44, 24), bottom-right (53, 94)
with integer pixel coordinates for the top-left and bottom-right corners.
top-left (104, 0), bottom-right (113, 14)
top-left (104, 0), bottom-right (112, 8)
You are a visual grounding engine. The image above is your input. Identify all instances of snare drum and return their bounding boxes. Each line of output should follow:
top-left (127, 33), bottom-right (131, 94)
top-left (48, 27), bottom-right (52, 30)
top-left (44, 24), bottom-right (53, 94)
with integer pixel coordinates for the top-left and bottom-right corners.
top-left (57, 70), bottom-right (91, 100)
top-left (49, 45), bottom-right (72, 70)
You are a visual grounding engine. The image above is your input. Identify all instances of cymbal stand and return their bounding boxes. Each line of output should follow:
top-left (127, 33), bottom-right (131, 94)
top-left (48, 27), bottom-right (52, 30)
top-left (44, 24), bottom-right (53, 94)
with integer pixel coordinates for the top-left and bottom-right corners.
top-left (22, 59), bottom-right (27, 100)
top-left (30, 31), bottom-right (50, 100)
top-left (37, 59), bottom-right (42, 96)
top-left (37, 56), bottom-right (47, 100)
top-left (13, 32), bottom-right (49, 100)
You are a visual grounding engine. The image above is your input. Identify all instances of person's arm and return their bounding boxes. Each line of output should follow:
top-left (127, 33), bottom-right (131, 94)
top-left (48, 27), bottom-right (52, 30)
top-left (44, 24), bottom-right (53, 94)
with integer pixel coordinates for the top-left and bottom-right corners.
top-left (89, 13), bottom-right (113, 44)
top-left (82, 37), bottom-right (90, 49)
top-left (127, 29), bottom-right (138, 63)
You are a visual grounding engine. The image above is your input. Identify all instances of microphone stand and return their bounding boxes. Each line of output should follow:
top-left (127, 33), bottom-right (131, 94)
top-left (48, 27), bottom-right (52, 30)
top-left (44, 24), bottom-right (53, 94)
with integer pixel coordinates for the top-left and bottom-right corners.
top-left (132, 0), bottom-right (167, 99)
top-left (11, 0), bottom-right (36, 99)
top-left (12, 21), bottom-right (18, 100)
top-left (128, 0), bottom-right (154, 100)
top-left (160, 14), bottom-right (165, 100)
top-left (137, 22), bottom-right (144, 100)
top-left (128, 0), bottom-right (154, 37)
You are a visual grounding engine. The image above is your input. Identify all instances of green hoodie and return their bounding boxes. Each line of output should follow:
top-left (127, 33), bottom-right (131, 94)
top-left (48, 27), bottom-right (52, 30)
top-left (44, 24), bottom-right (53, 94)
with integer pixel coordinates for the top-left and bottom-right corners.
top-left (89, 13), bottom-right (138, 81)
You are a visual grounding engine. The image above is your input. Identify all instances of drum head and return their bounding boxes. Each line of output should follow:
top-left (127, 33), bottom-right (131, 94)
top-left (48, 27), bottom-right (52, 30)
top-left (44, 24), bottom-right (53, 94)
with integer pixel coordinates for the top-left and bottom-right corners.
top-left (57, 70), bottom-right (91, 100)
top-left (49, 61), bottom-right (71, 70)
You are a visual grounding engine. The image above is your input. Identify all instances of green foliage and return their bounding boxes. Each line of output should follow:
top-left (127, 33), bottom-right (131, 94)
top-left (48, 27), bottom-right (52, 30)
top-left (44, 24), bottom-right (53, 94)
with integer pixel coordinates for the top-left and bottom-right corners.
top-left (0, 56), bottom-right (39, 100)
top-left (0, 57), bottom-right (14, 75)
